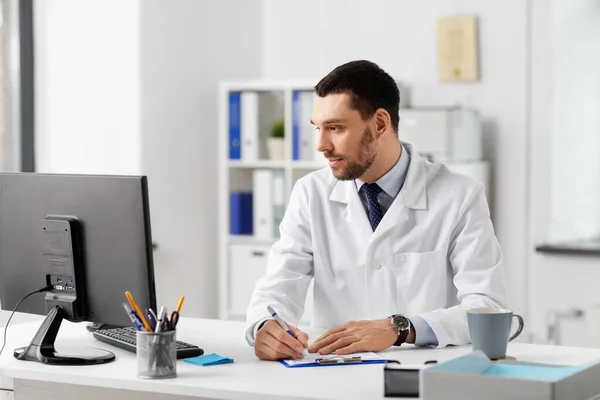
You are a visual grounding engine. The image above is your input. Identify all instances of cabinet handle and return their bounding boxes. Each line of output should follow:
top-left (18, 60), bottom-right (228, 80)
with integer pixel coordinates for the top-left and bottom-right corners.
top-left (252, 251), bottom-right (265, 257)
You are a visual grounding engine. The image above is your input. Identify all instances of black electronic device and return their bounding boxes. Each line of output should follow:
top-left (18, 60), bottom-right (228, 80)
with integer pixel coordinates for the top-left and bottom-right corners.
top-left (384, 363), bottom-right (419, 398)
top-left (41, 215), bottom-right (87, 321)
top-left (0, 173), bottom-right (203, 365)
top-left (10, 213), bottom-right (115, 365)
top-left (384, 360), bottom-right (437, 398)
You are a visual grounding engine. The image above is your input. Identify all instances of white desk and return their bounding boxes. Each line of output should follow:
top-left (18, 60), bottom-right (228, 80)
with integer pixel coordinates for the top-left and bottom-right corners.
top-left (1, 315), bottom-right (600, 400)
top-left (0, 311), bottom-right (45, 328)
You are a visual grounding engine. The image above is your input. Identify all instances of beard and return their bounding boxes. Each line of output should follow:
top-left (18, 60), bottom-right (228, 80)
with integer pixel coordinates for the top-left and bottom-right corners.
top-left (325, 126), bottom-right (377, 181)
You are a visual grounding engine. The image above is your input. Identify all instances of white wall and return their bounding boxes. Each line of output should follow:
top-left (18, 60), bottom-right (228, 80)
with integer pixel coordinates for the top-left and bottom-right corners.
top-left (527, 0), bottom-right (600, 346)
top-left (548, 0), bottom-right (600, 242)
top-left (34, 0), bottom-right (141, 175)
top-left (139, 0), bottom-right (264, 318)
top-left (263, 0), bottom-right (530, 326)
top-left (34, 0), bottom-right (264, 318)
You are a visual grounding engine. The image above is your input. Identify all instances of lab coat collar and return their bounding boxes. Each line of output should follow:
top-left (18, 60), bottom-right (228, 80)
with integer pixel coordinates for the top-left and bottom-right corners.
top-left (329, 142), bottom-right (427, 210)
top-left (400, 142), bottom-right (427, 210)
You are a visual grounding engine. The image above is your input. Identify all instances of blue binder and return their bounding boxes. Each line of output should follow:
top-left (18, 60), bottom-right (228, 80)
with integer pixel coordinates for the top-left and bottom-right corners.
top-left (229, 92), bottom-right (241, 159)
top-left (230, 192), bottom-right (252, 235)
top-left (292, 91), bottom-right (301, 160)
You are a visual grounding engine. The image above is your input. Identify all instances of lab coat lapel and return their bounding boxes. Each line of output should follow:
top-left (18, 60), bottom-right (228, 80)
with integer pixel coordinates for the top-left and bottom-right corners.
top-left (329, 179), bottom-right (373, 248)
top-left (371, 145), bottom-right (428, 242)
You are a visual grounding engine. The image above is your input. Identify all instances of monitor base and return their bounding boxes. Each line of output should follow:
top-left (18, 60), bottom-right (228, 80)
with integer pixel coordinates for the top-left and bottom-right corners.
top-left (14, 305), bottom-right (115, 365)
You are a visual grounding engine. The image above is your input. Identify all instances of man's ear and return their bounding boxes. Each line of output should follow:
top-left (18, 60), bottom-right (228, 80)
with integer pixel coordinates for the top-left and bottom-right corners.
top-left (374, 109), bottom-right (391, 137)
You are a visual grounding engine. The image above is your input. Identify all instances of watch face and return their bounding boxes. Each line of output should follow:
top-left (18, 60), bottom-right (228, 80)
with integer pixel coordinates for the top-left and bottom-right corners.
top-left (392, 315), bottom-right (410, 331)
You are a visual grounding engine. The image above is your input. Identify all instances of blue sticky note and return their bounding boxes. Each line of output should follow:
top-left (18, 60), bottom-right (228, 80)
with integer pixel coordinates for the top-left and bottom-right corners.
top-left (184, 353), bottom-right (233, 366)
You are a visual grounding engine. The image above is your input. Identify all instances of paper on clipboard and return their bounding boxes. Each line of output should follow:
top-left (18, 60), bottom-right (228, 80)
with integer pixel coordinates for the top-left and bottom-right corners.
top-left (280, 352), bottom-right (386, 368)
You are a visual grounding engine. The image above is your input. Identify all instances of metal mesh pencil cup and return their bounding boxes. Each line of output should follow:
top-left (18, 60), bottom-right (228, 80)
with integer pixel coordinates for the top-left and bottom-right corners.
top-left (136, 330), bottom-right (177, 379)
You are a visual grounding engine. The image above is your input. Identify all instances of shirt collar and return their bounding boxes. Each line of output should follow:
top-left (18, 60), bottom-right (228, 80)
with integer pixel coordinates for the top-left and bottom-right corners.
top-left (355, 143), bottom-right (410, 198)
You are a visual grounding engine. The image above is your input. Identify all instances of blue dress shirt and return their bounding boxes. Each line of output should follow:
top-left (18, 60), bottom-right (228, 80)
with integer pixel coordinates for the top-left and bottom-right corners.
top-left (355, 144), bottom-right (439, 347)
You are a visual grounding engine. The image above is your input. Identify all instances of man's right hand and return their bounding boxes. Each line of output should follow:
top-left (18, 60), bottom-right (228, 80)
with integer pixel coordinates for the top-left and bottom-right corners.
top-left (254, 320), bottom-right (309, 361)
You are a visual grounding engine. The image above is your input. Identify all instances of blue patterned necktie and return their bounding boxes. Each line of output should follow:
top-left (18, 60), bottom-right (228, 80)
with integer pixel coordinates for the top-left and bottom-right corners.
top-left (362, 183), bottom-right (383, 231)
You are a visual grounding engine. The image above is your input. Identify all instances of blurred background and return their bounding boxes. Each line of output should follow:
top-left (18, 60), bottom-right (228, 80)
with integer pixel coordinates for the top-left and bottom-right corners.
top-left (0, 0), bottom-right (598, 348)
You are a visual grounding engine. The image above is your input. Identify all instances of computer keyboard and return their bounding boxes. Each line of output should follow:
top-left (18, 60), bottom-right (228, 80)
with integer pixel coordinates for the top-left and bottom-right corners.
top-left (92, 327), bottom-right (204, 359)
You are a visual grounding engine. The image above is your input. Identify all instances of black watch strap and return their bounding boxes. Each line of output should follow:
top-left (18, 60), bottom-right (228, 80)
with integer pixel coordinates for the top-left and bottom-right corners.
top-left (394, 328), bottom-right (409, 346)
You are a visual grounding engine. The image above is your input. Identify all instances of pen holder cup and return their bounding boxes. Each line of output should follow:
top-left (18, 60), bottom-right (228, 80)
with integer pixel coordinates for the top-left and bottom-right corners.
top-left (136, 330), bottom-right (177, 379)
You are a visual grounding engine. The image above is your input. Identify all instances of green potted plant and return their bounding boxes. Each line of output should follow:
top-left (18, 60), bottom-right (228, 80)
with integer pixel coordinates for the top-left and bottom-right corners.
top-left (267, 119), bottom-right (285, 160)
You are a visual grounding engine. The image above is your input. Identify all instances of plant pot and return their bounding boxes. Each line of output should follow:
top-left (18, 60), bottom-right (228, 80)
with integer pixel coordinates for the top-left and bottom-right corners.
top-left (267, 137), bottom-right (285, 160)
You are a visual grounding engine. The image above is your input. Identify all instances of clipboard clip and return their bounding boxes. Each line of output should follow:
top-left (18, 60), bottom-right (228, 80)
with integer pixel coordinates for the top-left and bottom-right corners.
top-left (316, 356), bottom-right (362, 364)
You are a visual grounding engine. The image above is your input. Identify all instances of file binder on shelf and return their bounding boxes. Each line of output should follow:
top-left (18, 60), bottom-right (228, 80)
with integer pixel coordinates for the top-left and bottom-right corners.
top-left (240, 92), bottom-right (259, 161)
top-left (229, 192), bottom-right (252, 235)
top-left (272, 170), bottom-right (285, 238)
top-left (292, 90), bottom-right (320, 162)
top-left (228, 92), bottom-right (241, 160)
top-left (252, 169), bottom-right (274, 240)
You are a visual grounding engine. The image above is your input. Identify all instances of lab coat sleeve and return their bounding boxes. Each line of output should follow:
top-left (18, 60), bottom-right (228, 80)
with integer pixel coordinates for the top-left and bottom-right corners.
top-left (418, 182), bottom-right (510, 348)
top-left (245, 179), bottom-right (313, 345)
top-left (243, 316), bottom-right (272, 345)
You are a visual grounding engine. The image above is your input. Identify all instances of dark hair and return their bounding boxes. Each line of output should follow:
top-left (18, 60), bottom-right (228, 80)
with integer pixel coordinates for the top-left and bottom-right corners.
top-left (315, 60), bottom-right (400, 133)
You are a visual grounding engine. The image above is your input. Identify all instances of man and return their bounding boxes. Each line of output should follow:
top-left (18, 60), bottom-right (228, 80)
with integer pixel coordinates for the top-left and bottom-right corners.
top-left (246, 60), bottom-right (510, 361)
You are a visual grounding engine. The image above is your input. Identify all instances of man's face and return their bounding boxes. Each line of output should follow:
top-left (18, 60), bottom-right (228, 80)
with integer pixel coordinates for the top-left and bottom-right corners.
top-left (311, 93), bottom-right (377, 181)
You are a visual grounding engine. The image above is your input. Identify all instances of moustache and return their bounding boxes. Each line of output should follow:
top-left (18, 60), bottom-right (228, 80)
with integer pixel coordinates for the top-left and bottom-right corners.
top-left (324, 152), bottom-right (344, 160)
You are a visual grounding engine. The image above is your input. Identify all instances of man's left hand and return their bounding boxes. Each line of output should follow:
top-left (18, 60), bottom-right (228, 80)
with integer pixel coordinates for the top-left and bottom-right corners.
top-left (307, 319), bottom-right (403, 355)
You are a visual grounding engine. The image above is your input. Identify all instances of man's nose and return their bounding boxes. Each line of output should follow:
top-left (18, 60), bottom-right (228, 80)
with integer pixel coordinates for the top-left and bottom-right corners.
top-left (316, 130), bottom-right (332, 154)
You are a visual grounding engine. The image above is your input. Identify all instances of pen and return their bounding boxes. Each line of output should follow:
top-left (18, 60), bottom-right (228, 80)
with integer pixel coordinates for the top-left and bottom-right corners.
top-left (170, 296), bottom-right (184, 329)
top-left (267, 305), bottom-right (308, 356)
top-left (155, 306), bottom-right (166, 333)
top-left (149, 308), bottom-right (159, 326)
top-left (146, 308), bottom-right (157, 331)
top-left (122, 302), bottom-right (143, 331)
top-left (126, 291), bottom-right (153, 332)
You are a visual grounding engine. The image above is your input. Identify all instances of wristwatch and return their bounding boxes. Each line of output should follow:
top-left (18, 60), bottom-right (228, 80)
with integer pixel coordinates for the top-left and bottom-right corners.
top-left (389, 314), bottom-right (411, 346)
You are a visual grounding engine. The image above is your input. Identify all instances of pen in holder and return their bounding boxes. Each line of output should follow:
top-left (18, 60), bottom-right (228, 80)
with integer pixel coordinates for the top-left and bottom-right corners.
top-left (136, 330), bottom-right (177, 379)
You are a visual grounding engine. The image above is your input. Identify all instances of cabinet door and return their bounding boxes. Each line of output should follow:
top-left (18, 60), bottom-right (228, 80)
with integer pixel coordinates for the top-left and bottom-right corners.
top-left (229, 244), bottom-right (315, 323)
top-left (229, 244), bottom-right (271, 318)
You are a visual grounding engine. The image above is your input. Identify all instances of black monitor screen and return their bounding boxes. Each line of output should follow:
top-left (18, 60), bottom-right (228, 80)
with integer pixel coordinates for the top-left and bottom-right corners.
top-left (0, 173), bottom-right (157, 328)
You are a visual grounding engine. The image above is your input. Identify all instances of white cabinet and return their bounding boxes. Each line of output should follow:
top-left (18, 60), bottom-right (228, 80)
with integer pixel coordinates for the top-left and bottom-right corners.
top-left (227, 243), bottom-right (314, 326)
top-left (229, 244), bottom-right (270, 319)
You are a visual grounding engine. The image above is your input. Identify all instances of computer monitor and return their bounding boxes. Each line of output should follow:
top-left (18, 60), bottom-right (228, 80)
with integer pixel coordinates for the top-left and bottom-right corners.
top-left (0, 172), bottom-right (157, 365)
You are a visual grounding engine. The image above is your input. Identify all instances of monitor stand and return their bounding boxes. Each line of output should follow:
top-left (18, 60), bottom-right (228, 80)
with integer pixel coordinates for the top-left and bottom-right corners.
top-left (14, 305), bottom-right (115, 365)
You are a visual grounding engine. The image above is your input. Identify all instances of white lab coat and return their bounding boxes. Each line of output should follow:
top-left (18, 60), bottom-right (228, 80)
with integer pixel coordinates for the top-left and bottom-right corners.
top-left (246, 143), bottom-right (509, 348)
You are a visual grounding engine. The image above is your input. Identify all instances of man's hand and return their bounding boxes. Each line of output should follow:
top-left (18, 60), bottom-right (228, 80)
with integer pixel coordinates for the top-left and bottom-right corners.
top-left (308, 319), bottom-right (408, 355)
top-left (254, 320), bottom-right (309, 361)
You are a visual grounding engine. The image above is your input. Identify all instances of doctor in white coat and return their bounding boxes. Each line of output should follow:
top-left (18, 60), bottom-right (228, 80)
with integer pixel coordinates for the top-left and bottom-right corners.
top-left (246, 60), bottom-right (510, 361)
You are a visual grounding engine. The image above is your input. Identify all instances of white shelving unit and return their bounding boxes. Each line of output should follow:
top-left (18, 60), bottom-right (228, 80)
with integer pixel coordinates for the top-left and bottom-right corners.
top-left (218, 80), bottom-right (322, 325)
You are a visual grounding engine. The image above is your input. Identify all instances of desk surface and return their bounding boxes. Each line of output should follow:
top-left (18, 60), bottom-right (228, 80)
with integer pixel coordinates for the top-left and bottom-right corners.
top-left (2, 314), bottom-right (600, 400)
top-left (0, 309), bottom-right (46, 328)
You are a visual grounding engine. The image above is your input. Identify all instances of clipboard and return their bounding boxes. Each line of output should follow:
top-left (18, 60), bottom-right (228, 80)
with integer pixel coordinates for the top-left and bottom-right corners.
top-left (279, 352), bottom-right (387, 368)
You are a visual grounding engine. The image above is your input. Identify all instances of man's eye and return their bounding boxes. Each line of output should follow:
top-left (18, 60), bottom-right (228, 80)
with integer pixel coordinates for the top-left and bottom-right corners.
top-left (329, 126), bottom-right (338, 132)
